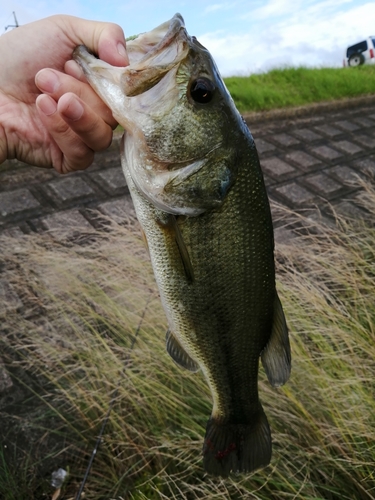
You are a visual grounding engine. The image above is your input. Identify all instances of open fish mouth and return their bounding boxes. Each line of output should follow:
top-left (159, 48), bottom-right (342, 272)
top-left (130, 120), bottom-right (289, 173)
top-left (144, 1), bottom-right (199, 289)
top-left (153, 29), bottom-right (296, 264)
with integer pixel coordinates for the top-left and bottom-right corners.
top-left (73, 13), bottom-right (189, 103)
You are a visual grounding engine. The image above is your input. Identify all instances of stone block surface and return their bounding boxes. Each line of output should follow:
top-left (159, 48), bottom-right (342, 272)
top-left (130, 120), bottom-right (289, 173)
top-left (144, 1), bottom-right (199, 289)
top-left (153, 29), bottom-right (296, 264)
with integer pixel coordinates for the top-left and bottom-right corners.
top-left (302, 173), bottom-right (343, 198)
top-left (47, 177), bottom-right (94, 202)
top-left (331, 200), bottom-right (368, 220)
top-left (254, 138), bottom-right (276, 154)
top-left (271, 133), bottom-right (300, 147)
top-left (352, 156), bottom-right (375, 176)
top-left (0, 189), bottom-right (40, 217)
top-left (92, 167), bottom-right (127, 193)
top-left (285, 150), bottom-right (322, 170)
top-left (327, 165), bottom-right (364, 186)
top-left (41, 209), bottom-right (93, 235)
top-left (274, 182), bottom-right (315, 206)
top-left (331, 140), bottom-right (362, 155)
top-left (260, 157), bottom-right (296, 180)
top-left (310, 145), bottom-right (343, 161)
top-left (316, 124), bottom-right (342, 137)
top-left (353, 117), bottom-right (375, 128)
top-left (292, 128), bottom-right (322, 142)
top-left (98, 196), bottom-right (136, 223)
top-left (334, 120), bottom-right (360, 132)
top-left (352, 134), bottom-right (375, 149)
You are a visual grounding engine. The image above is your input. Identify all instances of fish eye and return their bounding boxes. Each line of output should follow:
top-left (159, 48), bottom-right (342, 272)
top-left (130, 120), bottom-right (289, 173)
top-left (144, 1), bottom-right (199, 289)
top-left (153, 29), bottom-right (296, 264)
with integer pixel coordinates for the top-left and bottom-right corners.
top-left (189, 78), bottom-right (215, 104)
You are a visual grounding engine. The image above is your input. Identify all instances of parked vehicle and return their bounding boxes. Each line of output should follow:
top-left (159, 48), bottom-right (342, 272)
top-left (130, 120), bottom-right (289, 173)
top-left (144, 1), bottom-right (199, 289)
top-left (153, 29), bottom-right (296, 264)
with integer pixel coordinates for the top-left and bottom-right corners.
top-left (343, 37), bottom-right (375, 67)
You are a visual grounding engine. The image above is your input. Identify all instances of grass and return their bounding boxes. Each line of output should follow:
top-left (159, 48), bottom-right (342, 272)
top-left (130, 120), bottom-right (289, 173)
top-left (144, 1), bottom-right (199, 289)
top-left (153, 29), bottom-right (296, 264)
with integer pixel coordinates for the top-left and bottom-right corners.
top-left (224, 65), bottom-right (375, 113)
top-left (1, 183), bottom-right (375, 499)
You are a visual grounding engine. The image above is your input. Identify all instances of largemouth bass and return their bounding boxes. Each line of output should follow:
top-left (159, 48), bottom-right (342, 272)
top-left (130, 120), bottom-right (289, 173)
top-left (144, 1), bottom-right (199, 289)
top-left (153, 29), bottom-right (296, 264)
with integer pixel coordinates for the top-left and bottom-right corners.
top-left (73, 13), bottom-right (291, 477)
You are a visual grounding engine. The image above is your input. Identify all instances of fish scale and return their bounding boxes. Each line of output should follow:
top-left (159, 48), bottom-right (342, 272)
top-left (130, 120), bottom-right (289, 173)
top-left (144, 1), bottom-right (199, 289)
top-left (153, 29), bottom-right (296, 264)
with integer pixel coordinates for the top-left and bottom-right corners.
top-left (73, 13), bottom-right (291, 477)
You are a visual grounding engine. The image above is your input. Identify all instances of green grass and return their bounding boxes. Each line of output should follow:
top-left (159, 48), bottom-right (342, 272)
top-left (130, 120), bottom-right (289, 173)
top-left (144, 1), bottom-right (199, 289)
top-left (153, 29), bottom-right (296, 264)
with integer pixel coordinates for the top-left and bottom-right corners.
top-left (224, 65), bottom-right (375, 113)
top-left (1, 184), bottom-right (375, 499)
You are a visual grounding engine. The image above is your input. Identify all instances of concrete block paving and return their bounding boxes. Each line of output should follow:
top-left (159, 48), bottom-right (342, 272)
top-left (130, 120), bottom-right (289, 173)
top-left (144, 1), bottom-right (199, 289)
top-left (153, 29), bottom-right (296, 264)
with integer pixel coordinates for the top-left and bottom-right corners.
top-left (1, 97), bottom-right (374, 239)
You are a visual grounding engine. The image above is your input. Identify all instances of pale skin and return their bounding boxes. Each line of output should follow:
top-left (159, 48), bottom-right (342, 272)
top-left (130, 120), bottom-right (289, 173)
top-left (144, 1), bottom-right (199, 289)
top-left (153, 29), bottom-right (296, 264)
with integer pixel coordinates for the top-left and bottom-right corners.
top-left (0, 15), bottom-right (129, 174)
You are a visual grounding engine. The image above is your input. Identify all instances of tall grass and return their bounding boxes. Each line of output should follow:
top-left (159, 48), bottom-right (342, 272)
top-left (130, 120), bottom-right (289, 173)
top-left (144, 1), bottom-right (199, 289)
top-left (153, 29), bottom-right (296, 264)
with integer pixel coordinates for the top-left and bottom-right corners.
top-left (0, 186), bottom-right (375, 499)
top-left (224, 65), bottom-right (375, 112)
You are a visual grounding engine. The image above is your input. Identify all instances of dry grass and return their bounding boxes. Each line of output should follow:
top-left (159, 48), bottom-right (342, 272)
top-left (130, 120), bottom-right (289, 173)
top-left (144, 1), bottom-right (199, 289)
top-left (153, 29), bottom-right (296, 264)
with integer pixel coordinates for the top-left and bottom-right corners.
top-left (0, 186), bottom-right (375, 499)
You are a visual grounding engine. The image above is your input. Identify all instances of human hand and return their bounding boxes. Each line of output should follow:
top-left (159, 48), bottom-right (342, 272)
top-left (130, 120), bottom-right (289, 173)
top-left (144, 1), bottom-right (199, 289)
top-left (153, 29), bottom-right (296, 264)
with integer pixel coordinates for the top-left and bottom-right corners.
top-left (0, 15), bottom-right (128, 173)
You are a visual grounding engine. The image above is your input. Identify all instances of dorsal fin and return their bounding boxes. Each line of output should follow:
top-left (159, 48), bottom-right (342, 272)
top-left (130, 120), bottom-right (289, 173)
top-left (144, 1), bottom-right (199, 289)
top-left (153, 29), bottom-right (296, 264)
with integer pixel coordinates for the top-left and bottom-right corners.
top-left (261, 292), bottom-right (291, 387)
top-left (166, 329), bottom-right (200, 372)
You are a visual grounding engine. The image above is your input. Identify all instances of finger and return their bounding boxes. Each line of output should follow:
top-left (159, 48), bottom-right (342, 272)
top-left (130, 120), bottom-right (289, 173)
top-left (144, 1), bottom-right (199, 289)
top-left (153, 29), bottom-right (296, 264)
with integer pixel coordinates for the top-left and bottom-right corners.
top-left (64, 60), bottom-right (86, 82)
top-left (97, 30), bottom-right (129, 67)
top-left (35, 68), bottom-right (116, 128)
top-left (59, 16), bottom-right (129, 67)
top-left (57, 92), bottom-right (113, 151)
top-left (85, 20), bottom-right (129, 67)
top-left (36, 94), bottom-right (95, 174)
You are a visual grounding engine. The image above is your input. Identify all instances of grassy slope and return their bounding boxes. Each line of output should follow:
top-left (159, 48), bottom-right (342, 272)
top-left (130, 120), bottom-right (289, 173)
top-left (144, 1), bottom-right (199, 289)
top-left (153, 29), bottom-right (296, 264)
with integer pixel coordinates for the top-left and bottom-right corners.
top-left (1, 187), bottom-right (375, 499)
top-left (224, 65), bottom-right (375, 112)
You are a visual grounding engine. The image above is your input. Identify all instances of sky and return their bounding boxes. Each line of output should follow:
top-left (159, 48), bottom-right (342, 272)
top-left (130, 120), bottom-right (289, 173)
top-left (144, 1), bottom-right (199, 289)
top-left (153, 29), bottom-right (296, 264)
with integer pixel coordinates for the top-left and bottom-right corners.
top-left (1, 0), bottom-right (375, 76)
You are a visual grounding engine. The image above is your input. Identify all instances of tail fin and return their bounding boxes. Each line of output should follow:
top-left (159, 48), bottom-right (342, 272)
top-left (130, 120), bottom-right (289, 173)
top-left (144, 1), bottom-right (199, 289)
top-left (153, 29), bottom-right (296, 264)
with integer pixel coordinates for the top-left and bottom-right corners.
top-left (202, 408), bottom-right (271, 477)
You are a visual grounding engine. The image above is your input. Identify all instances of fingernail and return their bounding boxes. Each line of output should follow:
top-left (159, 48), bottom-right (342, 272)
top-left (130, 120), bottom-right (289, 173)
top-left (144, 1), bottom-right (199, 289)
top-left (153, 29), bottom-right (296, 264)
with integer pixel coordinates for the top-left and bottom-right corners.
top-left (117, 42), bottom-right (129, 63)
top-left (35, 69), bottom-right (59, 94)
top-left (61, 98), bottom-right (84, 121)
top-left (36, 94), bottom-right (57, 116)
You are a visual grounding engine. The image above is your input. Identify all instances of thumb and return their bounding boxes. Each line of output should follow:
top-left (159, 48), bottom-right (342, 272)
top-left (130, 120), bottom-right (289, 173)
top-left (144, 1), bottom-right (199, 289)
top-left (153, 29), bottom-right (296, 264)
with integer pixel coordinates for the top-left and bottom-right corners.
top-left (96, 25), bottom-right (129, 67)
top-left (60, 15), bottom-right (129, 67)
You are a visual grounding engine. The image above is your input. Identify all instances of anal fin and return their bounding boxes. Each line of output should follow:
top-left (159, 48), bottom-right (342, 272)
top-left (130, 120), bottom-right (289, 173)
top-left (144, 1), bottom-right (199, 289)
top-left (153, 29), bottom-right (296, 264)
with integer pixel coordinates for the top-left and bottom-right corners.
top-left (166, 329), bottom-right (199, 372)
top-left (261, 292), bottom-right (291, 387)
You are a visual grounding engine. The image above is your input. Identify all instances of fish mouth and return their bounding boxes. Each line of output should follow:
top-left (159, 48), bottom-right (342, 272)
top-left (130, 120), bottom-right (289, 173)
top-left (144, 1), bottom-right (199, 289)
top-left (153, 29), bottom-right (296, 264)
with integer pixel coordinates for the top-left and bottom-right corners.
top-left (73, 13), bottom-right (189, 100)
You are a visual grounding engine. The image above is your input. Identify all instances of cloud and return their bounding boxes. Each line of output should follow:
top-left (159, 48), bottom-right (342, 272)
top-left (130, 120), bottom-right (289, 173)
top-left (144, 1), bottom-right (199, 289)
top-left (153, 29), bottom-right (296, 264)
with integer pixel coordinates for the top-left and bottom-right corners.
top-left (203, 2), bottom-right (234, 14)
top-left (200, 1), bottom-right (375, 75)
top-left (250, 0), bottom-right (300, 20)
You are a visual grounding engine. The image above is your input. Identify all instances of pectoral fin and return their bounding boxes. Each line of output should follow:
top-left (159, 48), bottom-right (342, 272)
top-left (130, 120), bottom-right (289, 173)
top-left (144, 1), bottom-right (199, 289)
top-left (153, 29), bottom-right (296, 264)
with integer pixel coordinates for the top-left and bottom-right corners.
top-left (261, 292), bottom-right (291, 387)
top-left (139, 226), bottom-right (150, 254)
top-left (157, 214), bottom-right (194, 283)
top-left (166, 329), bottom-right (200, 372)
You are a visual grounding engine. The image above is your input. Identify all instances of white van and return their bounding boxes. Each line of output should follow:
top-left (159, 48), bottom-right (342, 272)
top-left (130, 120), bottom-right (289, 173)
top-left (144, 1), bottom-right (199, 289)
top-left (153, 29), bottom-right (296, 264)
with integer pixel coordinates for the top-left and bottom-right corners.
top-left (344, 37), bottom-right (375, 67)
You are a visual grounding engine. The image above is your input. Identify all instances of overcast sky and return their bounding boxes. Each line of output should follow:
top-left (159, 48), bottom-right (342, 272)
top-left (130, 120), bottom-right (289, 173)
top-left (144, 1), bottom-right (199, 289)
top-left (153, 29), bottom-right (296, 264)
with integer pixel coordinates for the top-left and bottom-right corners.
top-left (1, 0), bottom-right (375, 76)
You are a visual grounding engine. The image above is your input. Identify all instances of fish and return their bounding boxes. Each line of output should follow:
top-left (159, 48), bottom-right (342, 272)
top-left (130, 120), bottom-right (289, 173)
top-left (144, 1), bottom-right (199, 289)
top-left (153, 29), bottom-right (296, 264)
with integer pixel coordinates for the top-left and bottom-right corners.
top-left (73, 13), bottom-right (291, 477)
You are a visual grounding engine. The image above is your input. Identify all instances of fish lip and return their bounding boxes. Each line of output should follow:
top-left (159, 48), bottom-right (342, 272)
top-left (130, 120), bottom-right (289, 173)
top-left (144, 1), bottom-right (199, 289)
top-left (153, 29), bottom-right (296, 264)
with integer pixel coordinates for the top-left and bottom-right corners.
top-left (147, 13), bottom-right (185, 55)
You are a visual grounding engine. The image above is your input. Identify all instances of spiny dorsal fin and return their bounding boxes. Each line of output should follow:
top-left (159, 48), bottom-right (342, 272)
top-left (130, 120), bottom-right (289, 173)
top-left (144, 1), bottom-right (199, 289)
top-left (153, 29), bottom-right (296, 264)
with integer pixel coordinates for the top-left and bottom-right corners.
top-left (166, 329), bottom-right (200, 372)
top-left (261, 292), bottom-right (291, 387)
